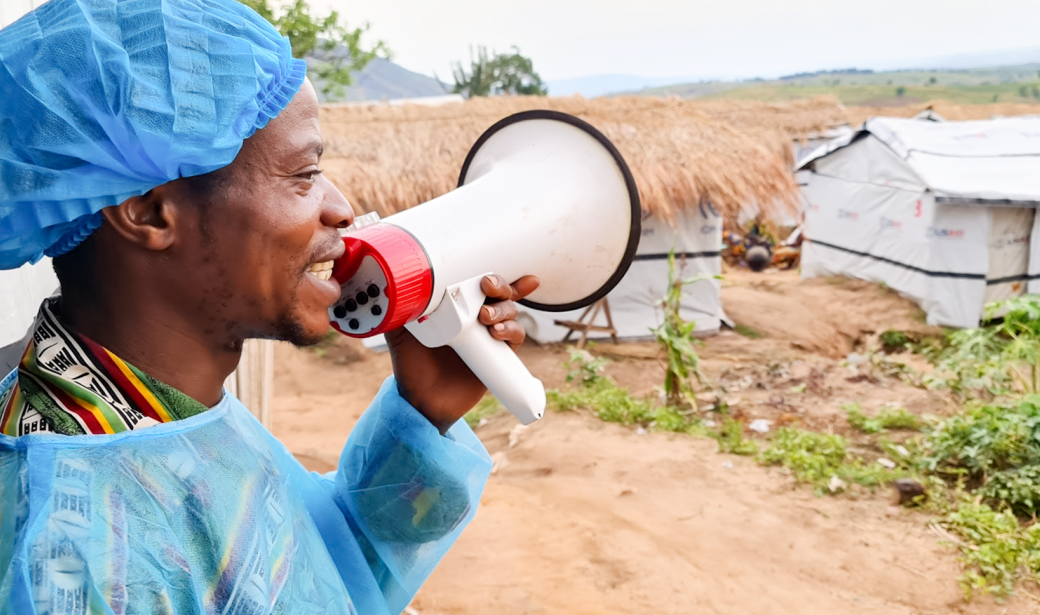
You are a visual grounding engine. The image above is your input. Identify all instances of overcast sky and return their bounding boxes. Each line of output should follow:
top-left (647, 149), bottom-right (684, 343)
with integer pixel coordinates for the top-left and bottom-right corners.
top-left (307, 0), bottom-right (1040, 81)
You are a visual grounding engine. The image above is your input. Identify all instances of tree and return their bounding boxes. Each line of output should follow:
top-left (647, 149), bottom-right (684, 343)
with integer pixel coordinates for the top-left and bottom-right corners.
top-left (452, 46), bottom-right (547, 98)
top-left (895, 86), bottom-right (906, 97)
top-left (238, 0), bottom-right (390, 100)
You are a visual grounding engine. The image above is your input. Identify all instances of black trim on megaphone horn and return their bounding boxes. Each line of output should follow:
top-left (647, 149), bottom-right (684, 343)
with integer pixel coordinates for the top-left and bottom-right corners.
top-left (457, 109), bottom-right (642, 313)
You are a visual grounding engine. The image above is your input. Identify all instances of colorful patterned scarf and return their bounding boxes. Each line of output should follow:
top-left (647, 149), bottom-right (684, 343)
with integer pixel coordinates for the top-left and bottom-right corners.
top-left (0, 298), bottom-right (207, 436)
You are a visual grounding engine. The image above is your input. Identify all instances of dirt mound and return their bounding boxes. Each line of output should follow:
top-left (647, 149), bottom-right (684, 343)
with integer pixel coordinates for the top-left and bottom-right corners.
top-left (721, 269), bottom-right (936, 358)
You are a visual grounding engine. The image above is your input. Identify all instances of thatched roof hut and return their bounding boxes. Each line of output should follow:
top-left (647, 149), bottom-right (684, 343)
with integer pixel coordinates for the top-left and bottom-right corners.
top-left (319, 96), bottom-right (819, 225)
top-left (845, 101), bottom-right (1040, 126)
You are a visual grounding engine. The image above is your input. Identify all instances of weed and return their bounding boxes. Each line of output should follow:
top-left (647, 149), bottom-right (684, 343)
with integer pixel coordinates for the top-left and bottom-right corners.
top-left (758, 427), bottom-right (904, 494)
top-left (734, 324), bottom-right (766, 339)
top-left (651, 250), bottom-right (717, 409)
top-left (464, 395), bottom-right (503, 428)
top-left (716, 417), bottom-right (758, 455)
top-left (844, 403), bottom-right (922, 434)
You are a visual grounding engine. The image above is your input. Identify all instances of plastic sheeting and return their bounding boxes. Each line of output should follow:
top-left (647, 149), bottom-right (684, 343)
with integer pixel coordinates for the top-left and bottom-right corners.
top-left (800, 119), bottom-right (1040, 329)
top-left (517, 207), bottom-right (723, 344)
top-left (0, 0), bottom-right (308, 268)
top-left (0, 375), bottom-right (492, 615)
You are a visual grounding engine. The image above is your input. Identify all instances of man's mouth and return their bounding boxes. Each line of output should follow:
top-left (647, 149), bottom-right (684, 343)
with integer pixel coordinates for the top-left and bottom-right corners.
top-left (307, 260), bottom-right (334, 282)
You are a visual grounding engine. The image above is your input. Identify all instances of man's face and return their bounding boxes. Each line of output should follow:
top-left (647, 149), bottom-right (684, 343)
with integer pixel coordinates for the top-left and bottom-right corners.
top-left (173, 80), bottom-right (353, 347)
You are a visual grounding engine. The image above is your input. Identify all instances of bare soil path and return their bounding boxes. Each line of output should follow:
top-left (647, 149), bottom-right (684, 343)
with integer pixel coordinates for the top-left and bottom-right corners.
top-left (272, 269), bottom-right (1038, 614)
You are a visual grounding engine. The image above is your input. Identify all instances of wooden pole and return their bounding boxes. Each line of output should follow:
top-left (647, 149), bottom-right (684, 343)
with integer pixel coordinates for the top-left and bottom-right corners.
top-left (225, 339), bottom-right (274, 429)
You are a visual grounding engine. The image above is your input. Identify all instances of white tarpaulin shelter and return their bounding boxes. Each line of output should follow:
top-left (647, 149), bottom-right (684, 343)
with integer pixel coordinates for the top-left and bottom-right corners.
top-left (517, 206), bottom-right (725, 344)
top-left (798, 116), bottom-right (1040, 328)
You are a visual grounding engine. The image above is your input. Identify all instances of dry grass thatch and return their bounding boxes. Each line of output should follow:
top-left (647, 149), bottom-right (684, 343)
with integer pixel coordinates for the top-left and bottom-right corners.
top-left (318, 96), bottom-right (827, 225)
top-left (845, 100), bottom-right (1040, 126)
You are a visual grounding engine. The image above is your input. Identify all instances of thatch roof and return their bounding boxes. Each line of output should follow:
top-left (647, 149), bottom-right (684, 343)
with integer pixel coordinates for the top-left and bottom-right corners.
top-left (845, 101), bottom-right (1040, 126)
top-left (319, 96), bottom-right (820, 225)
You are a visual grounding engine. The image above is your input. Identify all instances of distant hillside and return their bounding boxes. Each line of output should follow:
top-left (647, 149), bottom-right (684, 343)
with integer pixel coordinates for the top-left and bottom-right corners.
top-left (307, 51), bottom-right (449, 103)
top-left (546, 74), bottom-right (703, 98)
top-left (625, 64), bottom-right (1040, 106)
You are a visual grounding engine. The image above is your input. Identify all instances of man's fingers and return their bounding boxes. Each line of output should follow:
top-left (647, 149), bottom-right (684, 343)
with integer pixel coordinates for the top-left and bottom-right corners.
top-left (481, 274), bottom-right (541, 302)
top-left (489, 320), bottom-right (526, 350)
top-left (480, 275), bottom-right (514, 301)
top-left (508, 275), bottom-right (540, 301)
top-left (480, 300), bottom-right (519, 325)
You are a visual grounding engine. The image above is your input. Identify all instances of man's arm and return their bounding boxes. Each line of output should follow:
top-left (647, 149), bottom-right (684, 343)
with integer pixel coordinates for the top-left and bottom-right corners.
top-left (290, 377), bottom-right (492, 615)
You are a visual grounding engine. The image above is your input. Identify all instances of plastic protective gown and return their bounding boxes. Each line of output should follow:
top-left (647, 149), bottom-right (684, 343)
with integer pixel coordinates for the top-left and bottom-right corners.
top-left (0, 372), bottom-right (493, 614)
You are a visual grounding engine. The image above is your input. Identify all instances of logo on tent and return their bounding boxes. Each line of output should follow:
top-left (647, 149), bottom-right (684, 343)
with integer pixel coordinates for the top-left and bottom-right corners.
top-left (838, 209), bottom-right (859, 220)
top-left (880, 217), bottom-right (902, 230)
top-left (927, 227), bottom-right (965, 239)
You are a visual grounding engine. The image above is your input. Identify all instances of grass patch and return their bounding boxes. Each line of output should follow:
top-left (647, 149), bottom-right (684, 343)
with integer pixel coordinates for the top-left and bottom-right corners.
top-left (464, 395), bottom-right (504, 428)
top-left (758, 427), bottom-right (904, 494)
top-left (844, 402), bottom-right (922, 434)
top-left (734, 324), bottom-right (766, 339)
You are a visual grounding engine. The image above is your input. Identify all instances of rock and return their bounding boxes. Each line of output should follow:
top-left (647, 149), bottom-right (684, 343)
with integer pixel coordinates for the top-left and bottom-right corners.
top-left (892, 478), bottom-right (926, 506)
top-left (508, 424), bottom-right (529, 448)
top-left (828, 475), bottom-right (847, 493)
top-left (749, 419), bottom-right (771, 434)
top-left (877, 457), bottom-right (897, 469)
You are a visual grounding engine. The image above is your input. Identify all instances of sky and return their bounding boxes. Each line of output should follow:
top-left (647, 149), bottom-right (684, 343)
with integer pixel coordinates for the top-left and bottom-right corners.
top-left (307, 0), bottom-right (1040, 82)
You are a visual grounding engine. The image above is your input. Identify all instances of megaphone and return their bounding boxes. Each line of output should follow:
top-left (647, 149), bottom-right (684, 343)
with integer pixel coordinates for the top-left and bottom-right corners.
top-left (328, 110), bottom-right (640, 424)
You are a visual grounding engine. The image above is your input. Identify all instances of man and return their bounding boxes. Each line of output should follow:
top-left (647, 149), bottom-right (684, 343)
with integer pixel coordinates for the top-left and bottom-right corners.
top-left (0, 0), bottom-right (536, 613)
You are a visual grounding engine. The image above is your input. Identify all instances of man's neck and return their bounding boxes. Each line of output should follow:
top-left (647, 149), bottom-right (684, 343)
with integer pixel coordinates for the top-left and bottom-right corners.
top-left (56, 295), bottom-right (241, 408)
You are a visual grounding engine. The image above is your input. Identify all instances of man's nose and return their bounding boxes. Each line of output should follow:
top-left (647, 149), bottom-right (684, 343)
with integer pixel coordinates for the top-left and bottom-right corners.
top-left (320, 178), bottom-right (355, 229)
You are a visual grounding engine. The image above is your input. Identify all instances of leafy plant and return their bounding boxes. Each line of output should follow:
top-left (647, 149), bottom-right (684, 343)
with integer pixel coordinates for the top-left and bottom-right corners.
top-left (716, 417), bottom-right (758, 455)
top-left (651, 251), bottom-right (717, 409)
top-left (464, 395), bottom-right (503, 428)
top-left (239, 0), bottom-right (390, 100)
top-left (759, 427), bottom-right (903, 494)
top-left (844, 402), bottom-right (922, 434)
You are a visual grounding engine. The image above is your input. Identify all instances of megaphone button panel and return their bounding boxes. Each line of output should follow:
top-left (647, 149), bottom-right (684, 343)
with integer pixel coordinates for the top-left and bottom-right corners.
top-left (328, 224), bottom-right (434, 338)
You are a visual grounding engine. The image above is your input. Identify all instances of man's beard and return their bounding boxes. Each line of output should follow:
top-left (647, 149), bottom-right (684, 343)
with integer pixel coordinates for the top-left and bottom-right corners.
top-left (271, 284), bottom-right (329, 348)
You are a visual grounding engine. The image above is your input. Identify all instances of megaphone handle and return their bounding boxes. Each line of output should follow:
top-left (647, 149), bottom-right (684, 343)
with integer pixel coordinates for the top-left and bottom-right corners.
top-left (404, 275), bottom-right (547, 425)
top-left (449, 318), bottom-right (547, 425)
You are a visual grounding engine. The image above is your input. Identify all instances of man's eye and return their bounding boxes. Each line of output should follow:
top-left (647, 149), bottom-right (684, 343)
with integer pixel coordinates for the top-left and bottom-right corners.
top-left (298, 169), bottom-right (323, 182)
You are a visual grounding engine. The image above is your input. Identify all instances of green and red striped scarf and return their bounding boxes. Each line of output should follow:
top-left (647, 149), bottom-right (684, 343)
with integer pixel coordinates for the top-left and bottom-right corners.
top-left (0, 298), bottom-right (206, 436)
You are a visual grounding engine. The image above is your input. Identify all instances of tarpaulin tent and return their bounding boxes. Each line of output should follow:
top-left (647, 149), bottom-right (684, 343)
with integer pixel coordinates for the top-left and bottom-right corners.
top-left (798, 116), bottom-right (1040, 328)
top-left (516, 207), bottom-right (724, 343)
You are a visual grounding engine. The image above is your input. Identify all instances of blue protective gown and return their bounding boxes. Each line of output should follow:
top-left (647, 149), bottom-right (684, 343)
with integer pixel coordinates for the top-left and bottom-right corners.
top-left (0, 373), bottom-right (492, 615)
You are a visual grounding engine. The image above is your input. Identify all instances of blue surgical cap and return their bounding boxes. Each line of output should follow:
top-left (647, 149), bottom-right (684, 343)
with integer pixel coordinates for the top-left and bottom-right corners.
top-left (0, 0), bottom-right (307, 270)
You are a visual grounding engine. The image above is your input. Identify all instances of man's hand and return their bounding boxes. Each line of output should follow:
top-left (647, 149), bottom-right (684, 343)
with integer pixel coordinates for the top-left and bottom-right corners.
top-left (386, 274), bottom-right (540, 433)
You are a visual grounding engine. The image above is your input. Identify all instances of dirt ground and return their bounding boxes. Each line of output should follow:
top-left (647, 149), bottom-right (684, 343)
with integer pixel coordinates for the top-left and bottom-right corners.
top-left (272, 269), bottom-right (1039, 614)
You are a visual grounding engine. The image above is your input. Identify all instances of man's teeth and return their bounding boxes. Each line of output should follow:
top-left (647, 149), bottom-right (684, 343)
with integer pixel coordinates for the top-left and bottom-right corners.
top-left (307, 261), bottom-right (334, 282)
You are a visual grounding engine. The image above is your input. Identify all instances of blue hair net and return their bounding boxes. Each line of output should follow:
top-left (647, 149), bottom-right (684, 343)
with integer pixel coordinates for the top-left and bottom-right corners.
top-left (0, 0), bottom-right (307, 270)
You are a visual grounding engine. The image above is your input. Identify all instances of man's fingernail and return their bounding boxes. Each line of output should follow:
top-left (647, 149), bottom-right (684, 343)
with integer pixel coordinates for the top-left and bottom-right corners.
top-left (484, 306), bottom-right (495, 319)
top-left (493, 323), bottom-right (505, 332)
top-left (489, 277), bottom-right (500, 288)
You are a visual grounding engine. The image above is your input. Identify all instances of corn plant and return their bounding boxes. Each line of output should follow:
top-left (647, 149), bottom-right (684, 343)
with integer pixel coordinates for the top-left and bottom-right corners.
top-left (650, 251), bottom-right (718, 409)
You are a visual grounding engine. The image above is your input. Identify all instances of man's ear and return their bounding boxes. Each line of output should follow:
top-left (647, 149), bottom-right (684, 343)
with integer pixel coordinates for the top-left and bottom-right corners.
top-left (101, 185), bottom-right (180, 251)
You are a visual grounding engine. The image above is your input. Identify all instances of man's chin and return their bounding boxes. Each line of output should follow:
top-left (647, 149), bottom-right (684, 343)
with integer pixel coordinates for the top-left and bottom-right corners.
top-left (273, 315), bottom-right (331, 348)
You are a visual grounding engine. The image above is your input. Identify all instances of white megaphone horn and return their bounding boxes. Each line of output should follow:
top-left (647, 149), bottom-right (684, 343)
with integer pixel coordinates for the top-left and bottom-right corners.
top-left (328, 110), bottom-right (641, 424)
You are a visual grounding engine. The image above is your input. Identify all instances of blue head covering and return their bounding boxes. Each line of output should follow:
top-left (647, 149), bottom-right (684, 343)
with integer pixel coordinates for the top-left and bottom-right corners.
top-left (0, 0), bottom-right (307, 269)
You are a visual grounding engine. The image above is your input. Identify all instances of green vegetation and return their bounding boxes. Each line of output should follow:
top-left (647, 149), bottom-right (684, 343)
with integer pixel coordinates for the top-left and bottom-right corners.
top-left (549, 290), bottom-right (1040, 599)
top-left (451, 46), bottom-right (547, 97)
top-left (630, 65), bottom-right (1040, 106)
top-left (758, 427), bottom-right (903, 494)
top-left (464, 395), bottom-right (504, 428)
top-left (844, 402), bottom-right (922, 434)
top-left (651, 251), bottom-right (716, 408)
top-left (734, 324), bottom-right (766, 339)
top-left (239, 0), bottom-right (390, 100)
